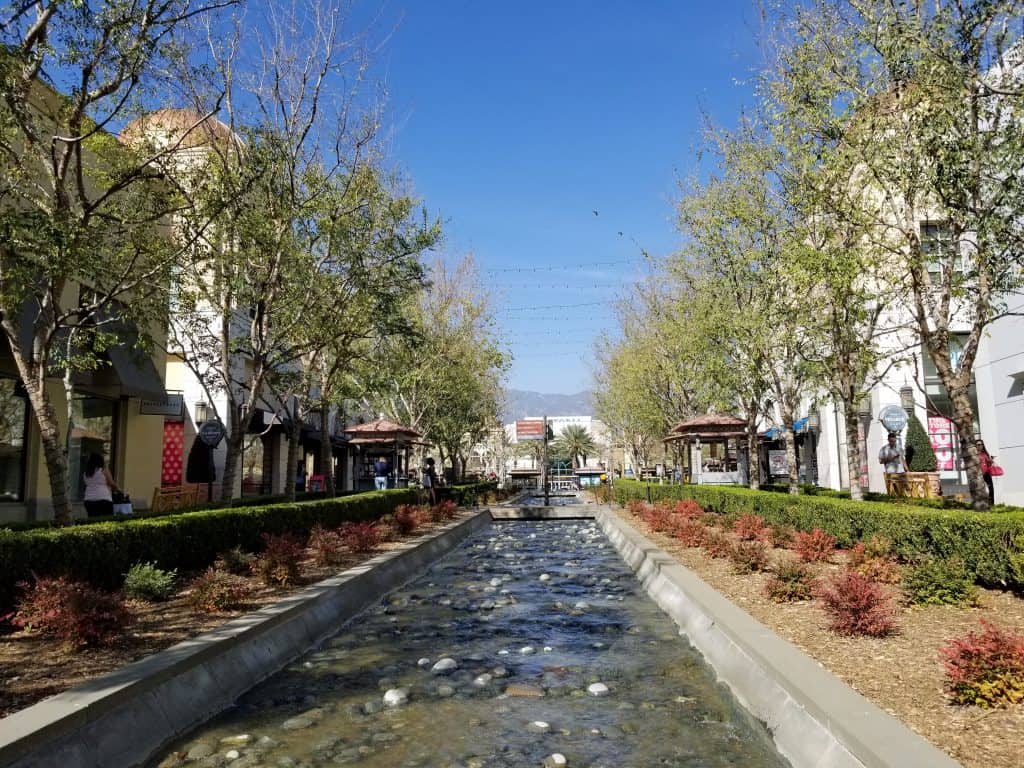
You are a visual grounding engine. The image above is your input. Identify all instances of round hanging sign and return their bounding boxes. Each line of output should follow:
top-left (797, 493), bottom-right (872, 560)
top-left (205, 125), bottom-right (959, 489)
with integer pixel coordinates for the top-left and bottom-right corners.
top-left (878, 404), bottom-right (909, 434)
top-left (198, 419), bottom-right (227, 448)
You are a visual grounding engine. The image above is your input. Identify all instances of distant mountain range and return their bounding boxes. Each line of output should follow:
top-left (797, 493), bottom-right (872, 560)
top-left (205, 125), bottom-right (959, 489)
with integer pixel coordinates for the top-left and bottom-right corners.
top-left (501, 389), bottom-right (594, 423)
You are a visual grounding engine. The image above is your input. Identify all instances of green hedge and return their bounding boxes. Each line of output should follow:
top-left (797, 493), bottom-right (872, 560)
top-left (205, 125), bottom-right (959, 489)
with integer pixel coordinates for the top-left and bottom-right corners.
top-left (0, 483), bottom-right (496, 611)
top-left (613, 480), bottom-right (1024, 590)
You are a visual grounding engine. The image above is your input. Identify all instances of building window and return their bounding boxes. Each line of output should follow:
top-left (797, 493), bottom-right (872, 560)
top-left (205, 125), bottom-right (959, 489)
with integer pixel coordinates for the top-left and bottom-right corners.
top-left (70, 395), bottom-right (118, 500)
top-left (0, 379), bottom-right (28, 502)
top-left (920, 222), bottom-right (965, 283)
top-left (241, 434), bottom-right (265, 495)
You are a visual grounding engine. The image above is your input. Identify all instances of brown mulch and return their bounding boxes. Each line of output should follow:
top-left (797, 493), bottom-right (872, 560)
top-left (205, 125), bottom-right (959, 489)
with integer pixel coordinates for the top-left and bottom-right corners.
top-left (612, 504), bottom-right (1024, 768)
top-left (0, 513), bottom-right (473, 720)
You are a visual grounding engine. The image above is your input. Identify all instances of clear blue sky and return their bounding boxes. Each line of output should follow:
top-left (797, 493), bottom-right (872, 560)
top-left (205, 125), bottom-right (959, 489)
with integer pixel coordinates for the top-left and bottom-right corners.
top-left (372, 1), bottom-right (762, 394)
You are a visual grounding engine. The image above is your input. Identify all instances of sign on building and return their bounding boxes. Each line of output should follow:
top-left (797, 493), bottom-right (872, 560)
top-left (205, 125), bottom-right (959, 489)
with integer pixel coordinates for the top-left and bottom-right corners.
top-left (516, 419), bottom-right (545, 441)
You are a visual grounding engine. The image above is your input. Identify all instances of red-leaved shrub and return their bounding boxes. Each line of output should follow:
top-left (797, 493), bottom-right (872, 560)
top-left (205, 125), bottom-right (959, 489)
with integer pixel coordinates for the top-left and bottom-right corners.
top-left (729, 539), bottom-right (769, 573)
top-left (394, 505), bottom-right (423, 535)
top-left (702, 530), bottom-right (733, 559)
top-left (939, 620), bottom-right (1024, 707)
top-left (430, 500), bottom-right (458, 521)
top-left (308, 524), bottom-right (347, 566)
top-left (626, 500), bottom-right (648, 517)
top-left (732, 514), bottom-right (772, 543)
top-left (672, 500), bottom-right (704, 519)
top-left (341, 522), bottom-right (381, 554)
top-left (764, 560), bottom-right (817, 602)
top-left (770, 524), bottom-right (796, 549)
top-left (188, 567), bottom-right (252, 612)
top-left (847, 541), bottom-right (901, 584)
top-left (793, 528), bottom-right (837, 563)
top-left (817, 570), bottom-right (897, 637)
top-left (641, 506), bottom-right (673, 533)
top-left (13, 576), bottom-right (132, 648)
top-left (253, 532), bottom-right (305, 586)
top-left (671, 519), bottom-right (708, 547)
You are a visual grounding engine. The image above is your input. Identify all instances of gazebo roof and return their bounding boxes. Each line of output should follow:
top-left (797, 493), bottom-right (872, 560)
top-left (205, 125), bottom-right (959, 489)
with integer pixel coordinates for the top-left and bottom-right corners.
top-left (664, 413), bottom-right (747, 442)
top-left (345, 418), bottom-right (422, 444)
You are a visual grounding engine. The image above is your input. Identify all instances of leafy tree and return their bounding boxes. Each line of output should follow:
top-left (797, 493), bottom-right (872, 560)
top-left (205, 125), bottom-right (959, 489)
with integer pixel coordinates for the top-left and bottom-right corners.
top-left (0, 0), bottom-right (235, 522)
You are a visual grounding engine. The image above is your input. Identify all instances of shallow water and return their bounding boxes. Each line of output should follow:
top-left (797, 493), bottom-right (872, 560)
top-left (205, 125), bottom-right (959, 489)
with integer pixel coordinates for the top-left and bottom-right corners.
top-left (154, 521), bottom-right (790, 768)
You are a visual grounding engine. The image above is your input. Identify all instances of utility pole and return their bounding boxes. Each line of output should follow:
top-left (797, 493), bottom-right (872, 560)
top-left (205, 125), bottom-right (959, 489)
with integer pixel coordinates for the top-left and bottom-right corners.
top-left (543, 415), bottom-right (550, 506)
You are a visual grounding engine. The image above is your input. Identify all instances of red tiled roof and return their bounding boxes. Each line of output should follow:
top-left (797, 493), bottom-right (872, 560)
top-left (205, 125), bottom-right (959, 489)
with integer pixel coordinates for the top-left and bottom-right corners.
top-left (664, 413), bottom-right (747, 442)
top-left (345, 418), bottom-right (421, 438)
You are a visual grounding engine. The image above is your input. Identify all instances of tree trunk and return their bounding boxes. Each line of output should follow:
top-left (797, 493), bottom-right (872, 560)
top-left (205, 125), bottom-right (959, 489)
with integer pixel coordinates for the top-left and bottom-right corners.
top-left (221, 407), bottom-right (244, 502)
top-left (947, 386), bottom-right (989, 510)
top-left (286, 417), bottom-right (301, 501)
top-left (842, 400), bottom-right (864, 502)
top-left (24, 373), bottom-right (73, 523)
top-left (746, 409), bottom-right (760, 490)
top-left (319, 406), bottom-right (334, 496)
top-left (782, 408), bottom-right (799, 495)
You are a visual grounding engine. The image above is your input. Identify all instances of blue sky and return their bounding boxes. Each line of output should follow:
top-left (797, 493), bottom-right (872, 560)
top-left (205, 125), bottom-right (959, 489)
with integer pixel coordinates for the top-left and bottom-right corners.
top-left (372, 1), bottom-right (762, 394)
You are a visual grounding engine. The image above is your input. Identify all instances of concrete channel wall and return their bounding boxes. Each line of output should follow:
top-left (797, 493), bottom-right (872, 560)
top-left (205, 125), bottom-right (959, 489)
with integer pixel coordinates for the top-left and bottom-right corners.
top-left (0, 512), bottom-right (490, 768)
top-left (0, 502), bottom-right (962, 768)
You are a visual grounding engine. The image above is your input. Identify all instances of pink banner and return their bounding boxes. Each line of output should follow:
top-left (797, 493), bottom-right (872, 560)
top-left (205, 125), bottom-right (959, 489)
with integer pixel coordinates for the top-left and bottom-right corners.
top-left (927, 416), bottom-right (955, 471)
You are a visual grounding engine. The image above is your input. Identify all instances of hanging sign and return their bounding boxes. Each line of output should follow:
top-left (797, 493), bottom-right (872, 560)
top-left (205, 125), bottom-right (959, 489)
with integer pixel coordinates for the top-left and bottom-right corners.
top-left (198, 419), bottom-right (227, 448)
top-left (878, 405), bottom-right (909, 434)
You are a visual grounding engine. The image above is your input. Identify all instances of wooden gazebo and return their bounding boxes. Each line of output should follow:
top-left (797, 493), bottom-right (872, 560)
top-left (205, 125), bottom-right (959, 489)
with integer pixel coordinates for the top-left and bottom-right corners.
top-left (664, 414), bottom-right (748, 485)
top-left (345, 419), bottom-right (423, 490)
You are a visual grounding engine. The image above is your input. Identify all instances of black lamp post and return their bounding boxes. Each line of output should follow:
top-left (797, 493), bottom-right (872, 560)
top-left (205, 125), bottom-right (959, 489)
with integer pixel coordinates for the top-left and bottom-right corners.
top-left (807, 411), bottom-right (820, 485)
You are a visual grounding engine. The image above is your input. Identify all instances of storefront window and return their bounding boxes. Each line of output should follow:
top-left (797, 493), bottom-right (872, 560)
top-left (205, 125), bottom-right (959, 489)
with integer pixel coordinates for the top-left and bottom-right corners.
top-left (241, 434), bottom-right (265, 495)
top-left (0, 379), bottom-right (28, 501)
top-left (70, 396), bottom-right (117, 500)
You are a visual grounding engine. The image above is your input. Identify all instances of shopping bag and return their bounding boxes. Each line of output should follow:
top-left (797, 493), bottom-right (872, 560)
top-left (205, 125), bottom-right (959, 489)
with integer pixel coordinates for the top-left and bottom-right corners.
top-left (990, 464), bottom-right (1005, 477)
top-left (112, 492), bottom-right (133, 515)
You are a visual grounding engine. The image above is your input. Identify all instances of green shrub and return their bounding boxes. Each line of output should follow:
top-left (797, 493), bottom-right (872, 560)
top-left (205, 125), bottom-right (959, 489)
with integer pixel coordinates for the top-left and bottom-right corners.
top-left (0, 483), bottom-right (492, 612)
top-left (905, 416), bottom-right (938, 472)
top-left (764, 559), bottom-right (817, 602)
top-left (123, 562), bottom-right (177, 602)
top-left (612, 480), bottom-right (1024, 590)
top-left (903, 557), bottom-right (978, 606)
top-left (215, 546), bottom-right (254, 575)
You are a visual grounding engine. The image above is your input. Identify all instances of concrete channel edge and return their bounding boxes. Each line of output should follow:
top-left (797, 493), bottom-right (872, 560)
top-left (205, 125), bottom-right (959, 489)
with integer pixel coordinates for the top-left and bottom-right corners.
top-left (0, 510), bottom-right (491, 768)
top-left (592, 506), bottom-right (962, 768)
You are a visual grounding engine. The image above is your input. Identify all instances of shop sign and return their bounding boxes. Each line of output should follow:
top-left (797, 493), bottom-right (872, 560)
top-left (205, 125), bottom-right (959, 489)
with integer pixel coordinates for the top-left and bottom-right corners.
top-left (768, 450), bottom-right (788, 476)
top-left (516, 420), bottom-right (545, 441)
top-left (927, 416), bottom-right (955, 471)
top-left (198, 419), bottom-right (227, 448)
top-left (878, 405), bottom-right (909, 433)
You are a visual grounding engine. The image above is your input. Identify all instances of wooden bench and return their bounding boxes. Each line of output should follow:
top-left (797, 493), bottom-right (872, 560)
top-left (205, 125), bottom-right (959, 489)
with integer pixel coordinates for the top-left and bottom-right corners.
top-left (151, 484), bottom-right (200, 514)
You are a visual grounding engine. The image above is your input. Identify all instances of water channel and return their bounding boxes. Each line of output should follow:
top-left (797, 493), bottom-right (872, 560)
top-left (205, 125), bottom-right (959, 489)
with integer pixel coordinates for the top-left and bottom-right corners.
top-left (154, 519), bottom-right (790, 768)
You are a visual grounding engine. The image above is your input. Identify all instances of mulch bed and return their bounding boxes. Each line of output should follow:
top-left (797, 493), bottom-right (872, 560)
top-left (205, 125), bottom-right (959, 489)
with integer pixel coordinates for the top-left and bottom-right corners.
top-left (612, 504), bottom-right (1024, 768)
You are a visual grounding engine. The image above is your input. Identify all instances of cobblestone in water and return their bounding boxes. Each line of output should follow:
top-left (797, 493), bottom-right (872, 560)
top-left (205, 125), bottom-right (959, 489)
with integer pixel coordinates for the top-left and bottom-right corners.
top-left (152, 520), bottom-right (790, 767)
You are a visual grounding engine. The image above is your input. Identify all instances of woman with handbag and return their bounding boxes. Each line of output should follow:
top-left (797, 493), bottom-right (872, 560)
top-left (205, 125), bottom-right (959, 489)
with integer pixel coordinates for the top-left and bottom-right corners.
top-left (976, 440), bottom-right (1003, 506)
top-left (83, 453), bottom-right (121, 517)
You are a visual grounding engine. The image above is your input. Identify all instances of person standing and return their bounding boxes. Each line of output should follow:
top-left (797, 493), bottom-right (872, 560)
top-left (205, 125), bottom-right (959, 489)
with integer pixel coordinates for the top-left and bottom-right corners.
top-left (83, 453), bottom-right (119, 517)
top-left (421, 457), bottom-right (438, 505)
top-left (976, 440), bottom-right (998, 506)
top-left (374, 457), bottom-right (389, 491)
top-left (878, 432), bottom-right (908, 474)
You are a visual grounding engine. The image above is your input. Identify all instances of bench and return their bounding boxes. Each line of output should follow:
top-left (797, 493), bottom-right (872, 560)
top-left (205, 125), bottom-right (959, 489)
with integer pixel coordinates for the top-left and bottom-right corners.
top-left (151, 484), bottom-right (201, 514)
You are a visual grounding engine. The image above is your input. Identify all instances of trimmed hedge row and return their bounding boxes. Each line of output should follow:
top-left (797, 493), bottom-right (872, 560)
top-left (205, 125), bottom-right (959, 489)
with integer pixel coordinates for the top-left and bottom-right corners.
top-left (613, 480), bottom-right (1024, 590)
top-left (0, 483), bottom-right (496, 612)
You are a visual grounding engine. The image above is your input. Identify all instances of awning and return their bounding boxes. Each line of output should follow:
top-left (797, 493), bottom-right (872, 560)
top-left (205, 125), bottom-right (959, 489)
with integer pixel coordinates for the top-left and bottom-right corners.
top-left (763, 417), bottom-right (809, 440)
top-left (106, 343), bottom-right (166, 400)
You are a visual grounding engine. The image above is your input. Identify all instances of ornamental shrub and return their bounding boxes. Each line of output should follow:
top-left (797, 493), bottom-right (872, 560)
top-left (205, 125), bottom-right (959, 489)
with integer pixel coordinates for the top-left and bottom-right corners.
top-left (393, 505), bottom-right (423, 535)
top-left (728, 539), bottom-right (770, 573)
top-left (215, 546), bottom-right (254, 575)
top-left (430, 500), bottom-right (458, 522)
top-left (13, 576), bottom-right (132, 648)
top-left (670, 519), bottom-right (708, 548)
top-left (308, 524), bottom-right (347, 566)
top-left (770, 524), bottom-right (796, 549)
top-left (902, 557), bottom-right (977, 606)
top-left (847, 540), bottom-right (901, 584)
top-left (905, 416), bottom-right (938, 472)
top-left (341, 521), bottom-right (380, 554)
top-left (817, 570), bottom-right (898, 637)
top-left (187, 567), bottom-right (252, 613)
top-left (252, 532), bottom-right (305, 586)
top-left (764, 560), bottom-right (817, 602)
top-left (732, 514), bottom-right (772, 543)
top-left (673, 500), bottom-right (704, 519)
top-left (793, 528), bottom-right (837, 563)
top-left (702, 530), bottom-right (733, 559)
top-left (123, 562), bottom-right (177, 602)
top-left (940, 620), bottom-right (1024, 707)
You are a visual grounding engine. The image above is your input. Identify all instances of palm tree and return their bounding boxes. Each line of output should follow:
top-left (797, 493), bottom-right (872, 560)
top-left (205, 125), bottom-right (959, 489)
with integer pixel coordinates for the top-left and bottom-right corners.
top-left (551, 425), bottom-right (598, 469)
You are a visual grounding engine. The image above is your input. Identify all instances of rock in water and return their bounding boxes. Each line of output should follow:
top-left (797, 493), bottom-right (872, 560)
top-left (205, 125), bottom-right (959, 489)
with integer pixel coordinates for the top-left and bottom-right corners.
top-left (431, 657), bottom-right (458, 674)
top-left (383, 688), bottom-right (409, 707)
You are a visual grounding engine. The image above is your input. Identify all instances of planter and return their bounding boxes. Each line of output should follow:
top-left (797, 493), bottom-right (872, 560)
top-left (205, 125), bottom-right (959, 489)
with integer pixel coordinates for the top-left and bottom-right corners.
top-left (885, 471), bottom-right (942, 499)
